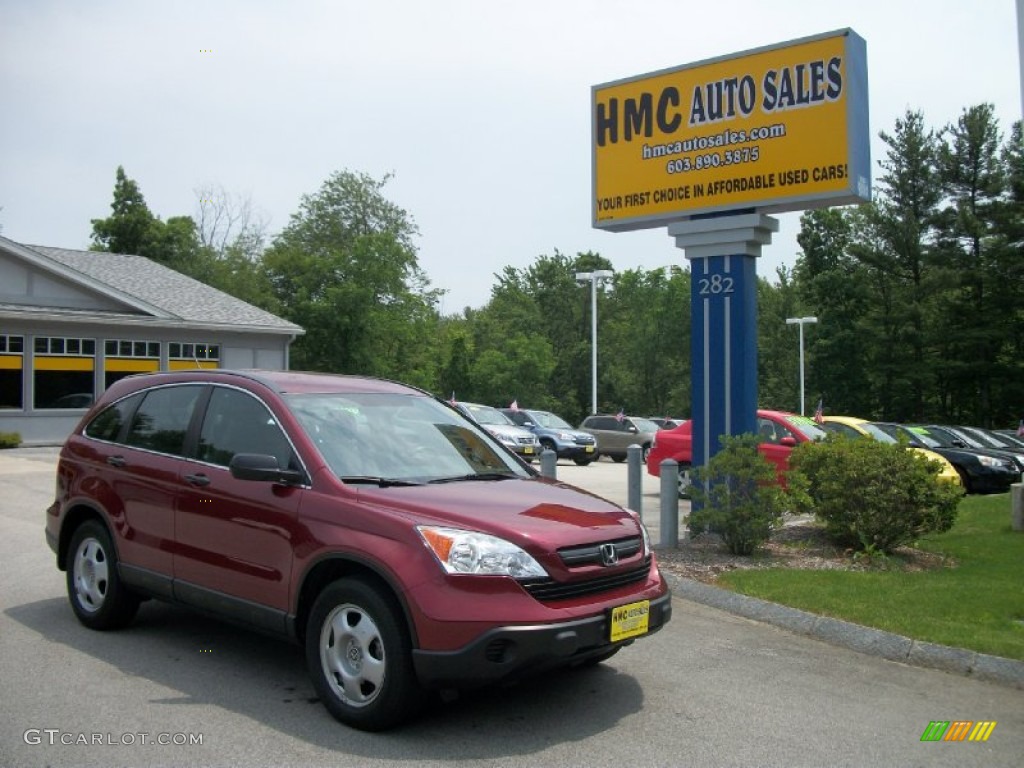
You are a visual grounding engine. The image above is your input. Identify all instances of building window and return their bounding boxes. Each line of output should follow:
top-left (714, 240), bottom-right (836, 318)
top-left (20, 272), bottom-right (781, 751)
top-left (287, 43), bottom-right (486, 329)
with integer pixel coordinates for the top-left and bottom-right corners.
top-left (104, 338), bottom-right (161, 387)
top-left (169, 341), bottom-right (220, 370)
top-left (33, 336), bottom-right (96, 409)
top-left (0, 335), bottom-right (24, 409)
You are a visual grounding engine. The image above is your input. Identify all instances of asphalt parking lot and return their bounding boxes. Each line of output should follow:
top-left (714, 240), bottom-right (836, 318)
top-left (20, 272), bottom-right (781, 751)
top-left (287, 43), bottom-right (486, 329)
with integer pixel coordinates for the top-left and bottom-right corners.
top-left (2, 447), bottom-right (1022, 767)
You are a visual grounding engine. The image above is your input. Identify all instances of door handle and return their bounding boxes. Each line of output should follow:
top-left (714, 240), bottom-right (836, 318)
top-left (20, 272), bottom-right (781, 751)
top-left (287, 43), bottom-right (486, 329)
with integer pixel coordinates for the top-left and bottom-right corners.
top-left (184, 473), bottom-right (211, 487)
top-left (106, 455), bottom-right (126, 468)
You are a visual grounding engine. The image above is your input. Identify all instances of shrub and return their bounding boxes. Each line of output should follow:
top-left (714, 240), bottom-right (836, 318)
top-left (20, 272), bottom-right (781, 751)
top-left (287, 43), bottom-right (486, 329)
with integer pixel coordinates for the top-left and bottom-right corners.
top-left (789, 435), bottom-right (963, 554)
top-left (689, 433), bottom-right (798, 555)
top-left (0, 431), bottom-right (21, 449)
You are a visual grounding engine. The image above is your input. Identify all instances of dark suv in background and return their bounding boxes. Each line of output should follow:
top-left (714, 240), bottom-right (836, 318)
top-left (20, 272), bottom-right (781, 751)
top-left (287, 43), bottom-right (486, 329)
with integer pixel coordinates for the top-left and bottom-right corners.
top-left (501, 407), bottom-right (597, 465)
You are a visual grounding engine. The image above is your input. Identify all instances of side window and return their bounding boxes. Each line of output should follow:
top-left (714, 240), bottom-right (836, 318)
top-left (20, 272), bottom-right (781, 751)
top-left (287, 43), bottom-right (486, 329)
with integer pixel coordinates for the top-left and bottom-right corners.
top-left (83, 392), bottom-right (144, 443)
top-left (757, 418), bottom-right (777, 444)
top-left (124, 386), bottom-right (202, 456)
top-left (197, 387), bottom-right (297, 470)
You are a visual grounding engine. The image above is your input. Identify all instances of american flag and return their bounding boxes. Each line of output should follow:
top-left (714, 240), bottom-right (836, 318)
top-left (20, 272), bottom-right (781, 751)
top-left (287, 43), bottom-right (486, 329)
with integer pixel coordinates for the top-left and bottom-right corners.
top-left (813, 399), bottom-right (824, 424)
top-left (448, 392), bottom-right (456, 406)
top-left (615, 409), bottom-right (625, 422)
top-left (509, 399), bottom-right (519, 411)
top-left (1018, 419), bottom-right (1024, 437)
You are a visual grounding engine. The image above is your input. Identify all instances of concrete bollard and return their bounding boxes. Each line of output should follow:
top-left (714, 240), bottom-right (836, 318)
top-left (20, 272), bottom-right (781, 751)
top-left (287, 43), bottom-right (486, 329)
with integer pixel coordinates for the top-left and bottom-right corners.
top-left (626, 444), bottom-right (642, 517)
top-left (539, 448), bottom-right (557, 479)
top-left (659, 459), bottom-right (679, 548)
top-left (1012, 483), bottom-right (1023, 532)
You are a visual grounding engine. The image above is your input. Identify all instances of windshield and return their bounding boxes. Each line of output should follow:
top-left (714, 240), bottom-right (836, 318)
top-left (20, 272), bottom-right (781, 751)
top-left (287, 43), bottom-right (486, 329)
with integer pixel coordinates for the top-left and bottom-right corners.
top-left (961, 427), bottom-right (1010, 449)
top-left (903, 426), bottom-right (943, 448)
top-left (859, 423), bottom-right (897, 443)
top-left (529, 411), bottom-right (572, 429)
top-left (461, 403), bottom-right (513, 426)
top-left (783, 414), bottom-right (829, 441)
top-left (286, 393), bottom-right (531, 482)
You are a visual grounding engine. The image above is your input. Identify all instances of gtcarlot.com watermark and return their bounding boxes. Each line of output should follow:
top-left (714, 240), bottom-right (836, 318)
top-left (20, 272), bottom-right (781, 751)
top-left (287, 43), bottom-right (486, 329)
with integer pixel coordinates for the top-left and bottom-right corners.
top-left (24, 729), bottom-right (203, 746)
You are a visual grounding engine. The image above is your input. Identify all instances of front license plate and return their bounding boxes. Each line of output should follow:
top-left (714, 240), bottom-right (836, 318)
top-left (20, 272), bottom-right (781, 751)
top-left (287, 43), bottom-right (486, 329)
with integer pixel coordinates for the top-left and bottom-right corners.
top-left (610, 599), bottom-right (650, 642)
top-left (524, 447), bottom-right (534, 454)
top-left (585, 445), bottom-right (595, 453)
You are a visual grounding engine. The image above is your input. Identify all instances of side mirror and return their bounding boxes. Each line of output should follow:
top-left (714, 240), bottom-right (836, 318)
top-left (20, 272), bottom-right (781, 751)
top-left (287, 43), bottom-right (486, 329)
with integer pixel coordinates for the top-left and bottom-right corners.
top-left (230, 453), bottom-right (304, 485)
top-left (779, 436), bottom-right (797, 447)
top-left (627, 425), bottom-right (638, 433)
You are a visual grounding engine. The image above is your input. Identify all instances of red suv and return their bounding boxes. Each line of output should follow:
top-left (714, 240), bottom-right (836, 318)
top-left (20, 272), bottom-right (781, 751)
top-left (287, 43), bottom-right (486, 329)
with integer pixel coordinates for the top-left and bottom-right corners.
top-left (46, 370), bottom-right (670, 730)
top-left (646, 409), bottom-right (827, 495)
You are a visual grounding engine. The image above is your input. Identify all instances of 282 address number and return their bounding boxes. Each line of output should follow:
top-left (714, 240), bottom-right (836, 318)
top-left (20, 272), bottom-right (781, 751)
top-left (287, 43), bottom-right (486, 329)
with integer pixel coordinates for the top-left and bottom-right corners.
top-left (698, 275), bottom-right (734, 296)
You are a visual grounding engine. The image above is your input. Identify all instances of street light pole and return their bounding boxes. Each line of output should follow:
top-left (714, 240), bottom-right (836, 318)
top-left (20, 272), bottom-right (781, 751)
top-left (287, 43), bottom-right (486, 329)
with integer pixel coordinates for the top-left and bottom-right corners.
top-left (785, 316), bottom-right (818, 415)
top-left (576, 269), bottom-right (613, 414)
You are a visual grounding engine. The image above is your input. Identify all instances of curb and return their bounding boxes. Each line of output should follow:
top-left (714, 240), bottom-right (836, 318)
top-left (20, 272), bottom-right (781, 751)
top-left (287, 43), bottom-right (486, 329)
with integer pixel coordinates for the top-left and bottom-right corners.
top-left (664, 573), bottom-right (1024, 690)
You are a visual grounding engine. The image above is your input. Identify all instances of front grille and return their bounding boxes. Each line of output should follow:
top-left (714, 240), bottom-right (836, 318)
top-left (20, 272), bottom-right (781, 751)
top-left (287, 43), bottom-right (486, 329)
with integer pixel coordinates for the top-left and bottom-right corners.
top-left (575, 436), bottom-right (596, 445)
top-left (522, 562), bottom-right (650, 601)
top-left (517, 436), bottom-right (537, 445)
top-left (558, 536), bottom-right (642, 567)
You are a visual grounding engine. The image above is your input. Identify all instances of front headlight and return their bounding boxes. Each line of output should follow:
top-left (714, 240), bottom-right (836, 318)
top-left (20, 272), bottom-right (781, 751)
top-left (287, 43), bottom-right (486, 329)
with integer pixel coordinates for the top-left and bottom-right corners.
top-left (417, 526), bottom-right (548, 578)
top-left (557, 431), bottom-right (574, 440)
top-left (976, 454), bottom-right (1007, 468)
top-left (497, 434), bottom-right (516, 446)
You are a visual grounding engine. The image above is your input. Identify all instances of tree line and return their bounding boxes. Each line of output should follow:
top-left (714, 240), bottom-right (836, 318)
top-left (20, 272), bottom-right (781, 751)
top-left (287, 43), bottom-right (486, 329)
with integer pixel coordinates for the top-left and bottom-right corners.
top-left (88, 103), bottom-right (1023, 428)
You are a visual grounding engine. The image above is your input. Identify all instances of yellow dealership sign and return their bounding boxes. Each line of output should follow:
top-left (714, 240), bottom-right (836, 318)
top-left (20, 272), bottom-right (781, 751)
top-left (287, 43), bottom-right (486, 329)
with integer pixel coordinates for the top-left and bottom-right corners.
top-left (592, 29), bottom-right (870, 231)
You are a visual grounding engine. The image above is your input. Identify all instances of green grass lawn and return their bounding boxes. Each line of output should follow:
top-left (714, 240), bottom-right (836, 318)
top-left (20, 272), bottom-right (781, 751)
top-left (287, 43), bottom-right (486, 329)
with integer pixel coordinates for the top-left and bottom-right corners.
top-left (717, 493), bottom-right (1024, 660)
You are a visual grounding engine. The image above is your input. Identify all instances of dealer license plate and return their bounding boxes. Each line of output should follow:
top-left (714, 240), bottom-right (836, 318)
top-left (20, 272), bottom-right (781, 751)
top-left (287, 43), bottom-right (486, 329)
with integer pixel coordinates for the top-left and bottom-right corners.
top-left (610, 599), bottom-right (650, 642)
top-left (524, 446), bottom-right (534, 454)
top-left (585, 445), bottom-right (595, 453)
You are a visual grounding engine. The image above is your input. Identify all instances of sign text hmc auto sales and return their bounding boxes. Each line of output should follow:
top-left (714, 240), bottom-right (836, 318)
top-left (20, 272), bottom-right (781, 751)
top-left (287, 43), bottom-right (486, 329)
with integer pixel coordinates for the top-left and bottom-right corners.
top-left (592, 29), bottom-right (870, 231)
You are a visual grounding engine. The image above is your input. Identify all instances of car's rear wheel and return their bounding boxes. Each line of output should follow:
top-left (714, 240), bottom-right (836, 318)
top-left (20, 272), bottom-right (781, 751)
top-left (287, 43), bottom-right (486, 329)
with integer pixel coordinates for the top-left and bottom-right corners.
top-left (66, 520), bottom-right (140, 630)
top-left (306, 578), bottom-right (422, 731)
top-left (612, 454), bottom-right (626, 463)
top-left (573, 456), bottom-right (595, 466)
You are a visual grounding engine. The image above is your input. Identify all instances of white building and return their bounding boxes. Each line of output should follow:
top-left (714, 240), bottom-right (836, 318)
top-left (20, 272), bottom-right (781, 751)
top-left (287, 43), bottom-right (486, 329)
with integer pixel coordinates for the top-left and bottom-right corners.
top-left (0, 236), bottom-right (303, 444)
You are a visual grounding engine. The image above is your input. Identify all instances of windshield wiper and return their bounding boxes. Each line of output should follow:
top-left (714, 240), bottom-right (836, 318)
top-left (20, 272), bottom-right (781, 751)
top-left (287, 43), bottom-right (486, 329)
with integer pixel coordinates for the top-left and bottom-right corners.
top-left (339, 476), bottom-right (424, 487)
top-left (427, 472), bottom-right (518, 484)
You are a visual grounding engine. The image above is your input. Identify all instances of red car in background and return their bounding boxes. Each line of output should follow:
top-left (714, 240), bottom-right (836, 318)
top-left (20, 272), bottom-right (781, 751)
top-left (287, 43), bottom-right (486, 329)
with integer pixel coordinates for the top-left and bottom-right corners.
top-left (646, 409), bottom-right (828, 495)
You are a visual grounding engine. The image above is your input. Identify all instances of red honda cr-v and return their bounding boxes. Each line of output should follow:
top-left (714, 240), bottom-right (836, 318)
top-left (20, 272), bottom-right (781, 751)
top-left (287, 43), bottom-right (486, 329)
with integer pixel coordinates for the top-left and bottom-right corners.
top-left (46, 370), bottom-right (671, 730)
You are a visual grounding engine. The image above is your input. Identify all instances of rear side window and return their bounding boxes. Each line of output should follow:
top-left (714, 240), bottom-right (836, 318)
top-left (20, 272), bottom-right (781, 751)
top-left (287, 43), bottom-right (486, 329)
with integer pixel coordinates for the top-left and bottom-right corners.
top-left (83, 392), bottom-right (144, 443)
top-left (124, 386), bottom-right (203, 456)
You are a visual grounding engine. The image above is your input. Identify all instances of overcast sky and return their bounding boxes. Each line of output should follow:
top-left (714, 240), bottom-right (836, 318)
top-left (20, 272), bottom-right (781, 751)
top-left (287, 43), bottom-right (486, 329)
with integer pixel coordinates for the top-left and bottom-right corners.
top-left (1, 0), bottom-right (1021, 312)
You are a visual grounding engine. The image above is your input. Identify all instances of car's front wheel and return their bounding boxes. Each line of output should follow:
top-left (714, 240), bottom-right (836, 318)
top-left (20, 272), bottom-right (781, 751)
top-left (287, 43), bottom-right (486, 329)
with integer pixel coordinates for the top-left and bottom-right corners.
top-left (306, 578), bottom-right (422, 731)
top-left (66, 520), bottom-right (140, 630)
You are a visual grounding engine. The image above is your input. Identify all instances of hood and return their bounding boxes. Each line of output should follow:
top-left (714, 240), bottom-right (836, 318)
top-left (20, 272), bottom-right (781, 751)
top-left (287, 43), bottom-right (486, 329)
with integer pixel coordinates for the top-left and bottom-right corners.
top-left (354, 476), bottom-right (639, 550)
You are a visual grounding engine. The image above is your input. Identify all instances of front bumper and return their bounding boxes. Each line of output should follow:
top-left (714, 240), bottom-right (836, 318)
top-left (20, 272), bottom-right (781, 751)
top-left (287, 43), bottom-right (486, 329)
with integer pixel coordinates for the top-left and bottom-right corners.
top-left (411, 591), bottom-right (672, 689)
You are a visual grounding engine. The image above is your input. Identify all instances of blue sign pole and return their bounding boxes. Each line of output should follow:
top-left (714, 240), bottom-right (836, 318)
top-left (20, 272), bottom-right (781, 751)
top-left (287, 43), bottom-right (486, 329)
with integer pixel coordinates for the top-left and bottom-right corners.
top-left (668, 213), bottom-right (778, 502)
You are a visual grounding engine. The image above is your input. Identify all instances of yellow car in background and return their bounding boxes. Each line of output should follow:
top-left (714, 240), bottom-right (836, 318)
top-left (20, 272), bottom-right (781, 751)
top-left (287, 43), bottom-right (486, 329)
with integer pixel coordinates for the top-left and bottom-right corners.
top-left (820, 415), bottom-right (962, 487)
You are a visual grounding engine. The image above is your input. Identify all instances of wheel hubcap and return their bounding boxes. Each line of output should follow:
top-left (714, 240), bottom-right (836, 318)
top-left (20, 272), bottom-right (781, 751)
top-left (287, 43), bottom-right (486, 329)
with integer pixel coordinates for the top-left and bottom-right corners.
top-left (73, 538), bottom-right (109, 613)
top-left (320, 604), bottom-right (385, 707)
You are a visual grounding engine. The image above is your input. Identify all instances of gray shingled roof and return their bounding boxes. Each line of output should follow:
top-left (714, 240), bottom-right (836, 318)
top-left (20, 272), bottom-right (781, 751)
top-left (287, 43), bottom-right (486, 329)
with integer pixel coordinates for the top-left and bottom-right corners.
top-left (26, 244), bottom-right (302, 333)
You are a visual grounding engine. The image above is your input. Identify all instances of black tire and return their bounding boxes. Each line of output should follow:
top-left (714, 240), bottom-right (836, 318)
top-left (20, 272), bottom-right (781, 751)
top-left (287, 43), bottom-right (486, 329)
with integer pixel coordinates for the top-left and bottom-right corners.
top-left (573, 456), bottom-right (595, 466)
top-left (612, 454), bottom-right (626, 463)
top-left (306, 578), bottom-right (423, 731)
top-left (641, 444), bottom-right (651, 463)
top-left (66, 520), bottom-right (140, 630)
